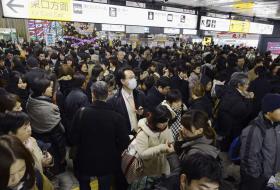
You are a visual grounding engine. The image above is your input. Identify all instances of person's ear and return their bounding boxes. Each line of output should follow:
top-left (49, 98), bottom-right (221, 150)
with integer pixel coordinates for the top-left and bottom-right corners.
top-left (92, 92), bottom-right (96, 102)
top-left (180, 174), bottom-right (187, 190)
top-left (157, 86), bottom-right (162, 93)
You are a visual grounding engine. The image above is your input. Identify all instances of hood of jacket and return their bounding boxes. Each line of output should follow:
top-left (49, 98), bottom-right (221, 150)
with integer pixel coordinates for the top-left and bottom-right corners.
top-left (26, 95), bottom-right (61, 133)
top-left (181, 136), bottom-right (220, 159)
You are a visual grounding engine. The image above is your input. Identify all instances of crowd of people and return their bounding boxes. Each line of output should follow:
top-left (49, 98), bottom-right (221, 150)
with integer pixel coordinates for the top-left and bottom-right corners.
top-left (0, 38), bottom-right (280, 190)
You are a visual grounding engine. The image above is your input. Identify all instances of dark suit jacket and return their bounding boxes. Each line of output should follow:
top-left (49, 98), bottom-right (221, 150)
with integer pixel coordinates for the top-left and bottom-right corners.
top-left (107, 88), bottom-right (146, 133)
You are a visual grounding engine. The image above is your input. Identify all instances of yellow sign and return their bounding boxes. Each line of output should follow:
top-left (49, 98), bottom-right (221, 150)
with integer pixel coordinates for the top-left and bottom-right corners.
top-left (233, 2), bottom-right (254, 9)
top-left (202, 36), bottom-right (212, 46)
top-left (229, 20), bottom-right (250, 33)
top-left (28, 0), bottom-right (72, 21)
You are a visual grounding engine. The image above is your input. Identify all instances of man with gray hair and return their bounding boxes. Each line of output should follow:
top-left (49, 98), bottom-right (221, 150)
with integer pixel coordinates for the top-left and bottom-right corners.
top-left (70, 81), bottom-right (129, 190)
top-left (217, 72), bottom-right (254, 151)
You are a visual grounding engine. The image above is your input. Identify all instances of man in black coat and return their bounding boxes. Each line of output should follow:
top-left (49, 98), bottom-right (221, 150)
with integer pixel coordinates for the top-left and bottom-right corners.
top-left (217, 72), bottom-right (254, 151)
top-left (107, 67), bottom-right (146, 133)
top-left (146, 76), bottom-right (171, 111)
top-left (248, 66), bottom-right (272, 118)
top-left (170, 66), bottom-right (190, 106)
top-left (64, 73), bottom-right (89, 136)
top-left (70, 81), bottom-right (129, 190)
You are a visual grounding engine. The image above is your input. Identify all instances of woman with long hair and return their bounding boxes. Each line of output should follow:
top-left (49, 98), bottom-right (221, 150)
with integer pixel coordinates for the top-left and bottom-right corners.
top-left (0, 135), bottom-right (53, 190)
top-left (176, 110), bottom-right (219, 160)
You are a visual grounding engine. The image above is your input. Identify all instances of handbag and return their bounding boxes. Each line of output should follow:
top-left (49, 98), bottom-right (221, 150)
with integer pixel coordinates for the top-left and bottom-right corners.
top-left (121, 128), bottom-right (144, 184)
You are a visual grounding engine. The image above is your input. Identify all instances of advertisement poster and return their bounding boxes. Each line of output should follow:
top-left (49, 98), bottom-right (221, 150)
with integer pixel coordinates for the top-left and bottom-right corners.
top-left (28, 20), bottom-right (63, 41)
top-left (267, 42), bottom-right (280, 55)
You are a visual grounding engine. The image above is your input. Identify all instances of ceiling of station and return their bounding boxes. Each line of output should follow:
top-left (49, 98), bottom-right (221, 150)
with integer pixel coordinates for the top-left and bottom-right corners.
top-left (167, 0), bottom-right (280, 20)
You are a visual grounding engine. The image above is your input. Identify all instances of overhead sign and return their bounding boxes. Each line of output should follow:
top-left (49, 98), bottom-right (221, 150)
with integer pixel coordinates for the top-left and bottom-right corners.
top-left (200, 16), bottom-right (230, 32)
top-left (249, 22), bottom-right (274, 35)
top-left (0, 28), bottom-right (16, 34)
top-left (126, 26), bottom-right (149, 34)
top-left (1, 0), bottom-right (73, 21)
top-left (1, 0), bottom-right (198, 29)
top-left (71, 1), bottom-right (197, 29)
top-left (229, 20), bottom-right (250, 33)
top-left (102, 24), bottom-right (125, 32)
top-left (202, 36), bottom-right (213, 46)
top-left (183, 29), bottom-right (197, 35)
top-left (164, 28), bottom-right (180, 34)
top-left (200, 16), bottom-right (274, 35)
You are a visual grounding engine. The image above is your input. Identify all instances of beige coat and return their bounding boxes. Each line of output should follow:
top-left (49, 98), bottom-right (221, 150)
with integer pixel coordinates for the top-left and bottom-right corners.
top-left (135, 118), bottom-right (174, 177)
top-left (24, 137), bottom-right (44, 173)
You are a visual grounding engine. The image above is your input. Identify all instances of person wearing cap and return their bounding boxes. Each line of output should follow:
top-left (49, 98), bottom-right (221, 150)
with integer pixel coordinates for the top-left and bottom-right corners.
top-left (240, 93), bottom-right (280, 190)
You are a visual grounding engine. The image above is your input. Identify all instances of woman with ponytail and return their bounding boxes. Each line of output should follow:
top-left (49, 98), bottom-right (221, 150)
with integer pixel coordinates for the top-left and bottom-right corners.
top-left (135, 105), bottom-right (175, 177)
top-left (175, 109), bottom-right (220, 160)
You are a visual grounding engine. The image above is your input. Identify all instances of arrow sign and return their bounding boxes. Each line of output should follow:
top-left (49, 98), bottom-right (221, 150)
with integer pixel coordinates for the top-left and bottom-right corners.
top-left (7, 0), bottom-right (24, 13)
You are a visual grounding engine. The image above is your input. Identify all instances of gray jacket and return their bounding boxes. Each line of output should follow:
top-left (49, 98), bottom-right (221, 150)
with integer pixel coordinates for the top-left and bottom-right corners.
top-left (240, 113), bottom-right (280, 179)
top-left (26, 96), bottom-right (61, 133)
top-left (179, 136), bottom-right (220, 160)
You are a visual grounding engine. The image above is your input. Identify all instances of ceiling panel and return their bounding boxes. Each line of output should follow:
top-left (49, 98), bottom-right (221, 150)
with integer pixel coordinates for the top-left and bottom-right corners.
top-left (167, 0), bottom-right (280, 19)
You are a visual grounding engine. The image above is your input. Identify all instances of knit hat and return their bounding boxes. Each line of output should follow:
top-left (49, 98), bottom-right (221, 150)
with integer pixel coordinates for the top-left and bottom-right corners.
top-left (262, 93), bottom-right (280, 113)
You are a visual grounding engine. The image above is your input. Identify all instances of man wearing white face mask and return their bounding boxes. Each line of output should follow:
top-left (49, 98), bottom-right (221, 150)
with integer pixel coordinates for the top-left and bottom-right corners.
top-left (108, 67), bottom-right (147, 133)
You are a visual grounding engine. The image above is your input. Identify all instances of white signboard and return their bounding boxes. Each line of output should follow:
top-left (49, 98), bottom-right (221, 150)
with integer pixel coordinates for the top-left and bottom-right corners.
top-left (1, 0), bottom-right (198, 29)
top-left (72, 1), bottom-right (198, 29)
top-left (164, 28), bottom-right (180, 34)
top-left (200, 16), bottom-right (230, 32)
top-left (0, 28), bottom-right (16, 34)
top-left (126, 26), bottom-right (149, 33)
top-left (102, 24), bottom-right (125, 32)
top-left (249, 22), bottom-right (274, 35)
top-left (183, 29), bottom-right (197, 35)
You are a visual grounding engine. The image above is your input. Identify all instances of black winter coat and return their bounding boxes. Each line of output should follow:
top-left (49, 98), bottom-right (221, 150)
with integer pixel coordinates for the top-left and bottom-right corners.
top-left (217, 87), bottom-right (253, 150)
top-left (190, 96), bottom-right (213, 118)
top-left (70, 101), bottom-right (130, 176)
top-left (249, 76), bottom-right (272, 118)
top-left (107, 89), bottom-right (146, 133)
top-left (25, 67), bottom-right (46, 87)
top-left (56, 79), bottom-right (74, 127)
top-left (64, 88), bottom-right (90, 131)
top-left (170, 75), bottom-right (190, 106)
top-left (146, 86), bottom-right (165, 111)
